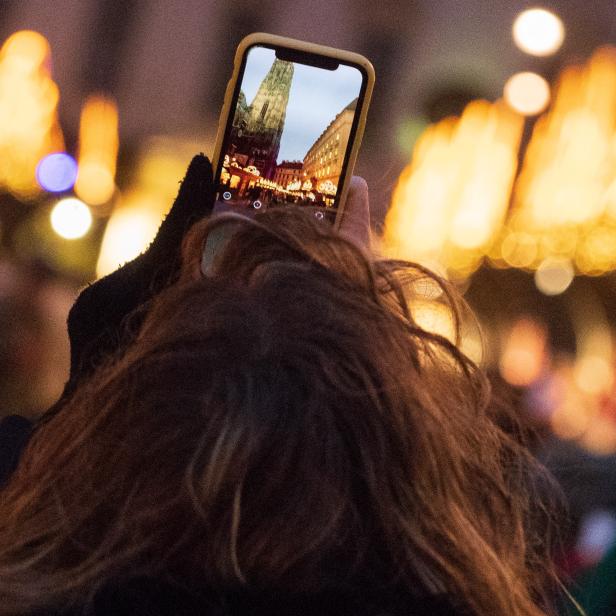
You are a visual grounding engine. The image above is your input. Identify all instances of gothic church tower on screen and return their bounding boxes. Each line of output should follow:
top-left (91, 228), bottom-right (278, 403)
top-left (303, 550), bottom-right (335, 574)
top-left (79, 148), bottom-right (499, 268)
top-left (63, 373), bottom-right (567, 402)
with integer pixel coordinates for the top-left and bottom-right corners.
top-left (235, 58), bottom-right (294, 179)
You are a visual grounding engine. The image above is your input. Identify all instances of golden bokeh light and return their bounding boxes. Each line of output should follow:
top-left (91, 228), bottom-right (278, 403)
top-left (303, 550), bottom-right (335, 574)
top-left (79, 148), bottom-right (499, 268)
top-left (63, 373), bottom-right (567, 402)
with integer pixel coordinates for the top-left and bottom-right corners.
top-left (0, 30), bottom-right (50, 70)
top-left (384, 100), bottom-right (523, 277)
top-left (96, 201), bottom-right (160, 277)
top-left (76, 162), bottom-right (115, 204)
top-left (534, 257), bottom-right (574, 295)
top-left (501, 47), bottom-right (616, 275)
top-left (574, 355), bottom-right (613, 396)
top-left (576, 227), bottom-right (616, 274)
top-left (513, 8), bottom-right (565, 57)
top-left (504, 71), bottom-right (551, 116)
top-left (95, 138), bottom-right (202, 278)
top-left (499, 318), bottom-right (547, 387)
top-left (0, 30), bottom-right (64, 198)
top-left (74, 95), bottom-right (119, 205)
top-left (500, 231), bottom-right (538, 268)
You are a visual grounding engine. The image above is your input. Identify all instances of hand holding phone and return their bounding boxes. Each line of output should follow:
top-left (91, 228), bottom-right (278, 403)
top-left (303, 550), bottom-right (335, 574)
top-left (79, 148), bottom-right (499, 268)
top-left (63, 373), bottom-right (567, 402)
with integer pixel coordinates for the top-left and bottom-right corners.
top-left (212, 33), bottom-right (374, 227)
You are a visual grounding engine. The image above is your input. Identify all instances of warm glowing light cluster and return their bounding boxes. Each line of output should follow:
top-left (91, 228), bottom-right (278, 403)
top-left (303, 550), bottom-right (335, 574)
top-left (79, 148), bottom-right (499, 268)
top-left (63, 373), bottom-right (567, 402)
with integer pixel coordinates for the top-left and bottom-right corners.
top-left (498, 306), bottom-right (616, 454)
top-left (513, 8), bottom-right (565, 57)
top-left (96, 203), bottom-right (160, 276)
top-left (74, 95), bottom-right (119, 205)
top-left (496, 47), bottom-right (616, 278)
top-left (500, 318), bottom-right (547, 387)
top-left (534, 257), bottom-right (574, 295)
top-left (384, 100), bottom-right (523, 278)
top-left (0, 31), bottom-right (64, 198)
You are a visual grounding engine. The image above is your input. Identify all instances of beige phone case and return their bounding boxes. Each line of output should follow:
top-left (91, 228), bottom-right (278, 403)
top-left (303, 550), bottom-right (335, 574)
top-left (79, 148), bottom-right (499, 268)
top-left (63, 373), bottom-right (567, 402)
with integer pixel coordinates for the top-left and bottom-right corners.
top-left (211, 33), bottom-right (375, 228)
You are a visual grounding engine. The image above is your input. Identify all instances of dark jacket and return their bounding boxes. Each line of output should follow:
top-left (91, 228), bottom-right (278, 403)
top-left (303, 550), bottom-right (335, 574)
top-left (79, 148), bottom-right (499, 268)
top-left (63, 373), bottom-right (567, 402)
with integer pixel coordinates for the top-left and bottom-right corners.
top-left (0, 414), bottom-right (32, 487)
top-left (54, 577), bottom-right (465, 616)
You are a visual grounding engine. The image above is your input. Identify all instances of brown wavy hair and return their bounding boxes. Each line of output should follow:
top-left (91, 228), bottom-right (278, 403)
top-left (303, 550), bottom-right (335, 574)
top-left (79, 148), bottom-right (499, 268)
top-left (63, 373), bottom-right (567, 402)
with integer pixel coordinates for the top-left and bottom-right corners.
top-left (0, 208), bottom-right (564, 615)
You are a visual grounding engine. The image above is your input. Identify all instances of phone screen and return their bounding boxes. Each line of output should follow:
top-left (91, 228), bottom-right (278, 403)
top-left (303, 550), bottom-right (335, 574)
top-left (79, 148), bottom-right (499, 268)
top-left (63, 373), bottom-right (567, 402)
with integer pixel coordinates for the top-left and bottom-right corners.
top-left (214, 44), bottom-right (366, 223)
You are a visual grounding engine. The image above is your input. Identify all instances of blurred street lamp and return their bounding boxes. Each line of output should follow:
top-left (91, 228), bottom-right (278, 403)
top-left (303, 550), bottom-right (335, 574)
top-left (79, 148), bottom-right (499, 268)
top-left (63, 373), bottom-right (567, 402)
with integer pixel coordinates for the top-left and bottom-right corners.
top-left (513, 8), bottom-right (565, 57)
top-left (504, 71), bottom-right (551, 116)
top-left (50, 197), bottom-right (92, 240)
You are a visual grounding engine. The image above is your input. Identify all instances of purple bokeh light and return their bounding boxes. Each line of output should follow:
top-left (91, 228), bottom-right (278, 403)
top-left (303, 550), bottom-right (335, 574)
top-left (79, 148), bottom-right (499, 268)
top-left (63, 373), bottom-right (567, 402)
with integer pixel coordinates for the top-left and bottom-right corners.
top-left (36, 153), bottom-right (78, 192)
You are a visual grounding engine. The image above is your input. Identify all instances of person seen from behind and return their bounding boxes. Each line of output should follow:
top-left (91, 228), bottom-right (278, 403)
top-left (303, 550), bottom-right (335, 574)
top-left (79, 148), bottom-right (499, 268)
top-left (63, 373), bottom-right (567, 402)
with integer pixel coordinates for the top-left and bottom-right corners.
top-left (0, 155), bottom-right (571, 616)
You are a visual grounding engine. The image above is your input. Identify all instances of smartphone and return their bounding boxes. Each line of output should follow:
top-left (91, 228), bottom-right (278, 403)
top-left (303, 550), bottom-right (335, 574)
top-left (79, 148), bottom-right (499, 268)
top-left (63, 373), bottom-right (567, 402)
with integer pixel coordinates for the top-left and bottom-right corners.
top-left (211, 33), bottom-right (374, 227)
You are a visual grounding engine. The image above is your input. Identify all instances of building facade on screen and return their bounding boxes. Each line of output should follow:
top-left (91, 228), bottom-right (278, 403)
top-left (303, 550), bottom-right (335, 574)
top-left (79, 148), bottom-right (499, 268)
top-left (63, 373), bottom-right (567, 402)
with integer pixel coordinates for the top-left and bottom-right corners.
top-left (273, 160), bottom-right (303, 188)
top-left (302, 97), bottom-right (357, 194)
top-left (230, 59), bottom-right (294, 179)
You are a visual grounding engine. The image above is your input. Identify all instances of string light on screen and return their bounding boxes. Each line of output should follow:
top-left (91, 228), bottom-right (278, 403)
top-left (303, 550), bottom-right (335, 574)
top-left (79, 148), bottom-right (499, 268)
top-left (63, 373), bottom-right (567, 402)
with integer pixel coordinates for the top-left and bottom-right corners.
top-left (513, 8), bottom-right (565, 57)
top-left (504, 71), bottom-right (551, 116)
top-left (50, 197), bottom-right (92, 239)
top-left (36, 153), bottom-right (78, 192)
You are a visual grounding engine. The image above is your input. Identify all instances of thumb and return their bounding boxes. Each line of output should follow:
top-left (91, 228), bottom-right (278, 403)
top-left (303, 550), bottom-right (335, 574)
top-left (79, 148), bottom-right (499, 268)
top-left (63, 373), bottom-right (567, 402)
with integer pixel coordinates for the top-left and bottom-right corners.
top-left (339, 176), bottom-right (370, 250)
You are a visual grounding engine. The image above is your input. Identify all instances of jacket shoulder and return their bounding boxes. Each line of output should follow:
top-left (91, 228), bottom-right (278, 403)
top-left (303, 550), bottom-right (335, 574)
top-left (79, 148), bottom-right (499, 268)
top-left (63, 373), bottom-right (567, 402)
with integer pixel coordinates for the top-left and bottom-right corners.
top-left (0, 414), bottom-right (33, 487)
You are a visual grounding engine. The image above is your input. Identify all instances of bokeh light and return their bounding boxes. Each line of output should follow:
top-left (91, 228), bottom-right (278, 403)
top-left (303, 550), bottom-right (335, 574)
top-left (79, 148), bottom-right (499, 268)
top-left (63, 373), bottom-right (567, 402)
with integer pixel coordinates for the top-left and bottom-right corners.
top-left (500, 318), bottom-right (547, 387)
top-left (504, 71), bottom-right (551, 116)
top-left (500, 231), bottom-right (538, 268)
top-left (550, 373), bottom-right (592, 440)
top-left (95, 138), bottom-right (207, 278)
top-left (96, 204), bottom-right (160, 277)
top-left (534, 257), bottom-right (574, 295)
top-left (513, 8), bottom-right (565, 57)
top-left (574, 355), bottom-right (613, 396)
top-left (75, 161), bottom-right (115, 204)
top-left (36, 153), bottom-right (78, 192)
top-left (50, 198), bottom-right (92, 240)
top-left (74, 95), bottom-right (119, 205)
top-left (498, 47), bottom-right (616, 275)
top-left (0, 30), bottom-right (50, 70)
top-left (0, 30), bottom-right (64, 198)
top-left (384, 100), bottom-right (523, 278)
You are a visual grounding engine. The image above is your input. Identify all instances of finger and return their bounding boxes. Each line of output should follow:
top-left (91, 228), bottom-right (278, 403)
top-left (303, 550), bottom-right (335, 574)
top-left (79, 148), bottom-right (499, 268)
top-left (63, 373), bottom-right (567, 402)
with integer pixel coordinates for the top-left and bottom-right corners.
top-left (339, 176), bottom-right (370, 250)
top-left (147, 154), bottom-right (215, 261)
